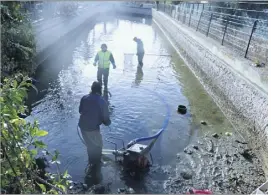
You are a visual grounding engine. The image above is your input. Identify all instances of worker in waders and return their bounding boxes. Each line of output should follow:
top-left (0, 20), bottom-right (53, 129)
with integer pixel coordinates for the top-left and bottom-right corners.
top-left (93, 44), bottom-right (116, 91)
top-left (133, 37), bottom-right (145, 68)
top-left (78, 81), bottom-right (111, 183)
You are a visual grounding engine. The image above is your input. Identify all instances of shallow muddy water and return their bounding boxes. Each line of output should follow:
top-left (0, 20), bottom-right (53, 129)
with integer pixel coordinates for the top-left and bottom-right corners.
top-left (26, 14), bottom-right (238, 193)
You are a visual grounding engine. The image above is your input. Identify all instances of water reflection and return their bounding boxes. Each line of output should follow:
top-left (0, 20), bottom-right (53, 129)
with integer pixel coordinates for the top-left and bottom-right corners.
top-left (116, 14), bottom-right (152, 25)
top-left (27, 22), bottom-right (95, 106)
top-left (134, 66), bottom-right (144, 86)
top-left (103, 22), bottom-right (107, 34)
top-left (102, 89), bottom-right (114, 115)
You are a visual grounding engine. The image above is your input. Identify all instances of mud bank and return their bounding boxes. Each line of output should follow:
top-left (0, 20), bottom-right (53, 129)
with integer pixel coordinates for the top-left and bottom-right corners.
top-left (67, 131), bottom-right (266, 194)
top-left (152, 9), bottom-right (268, 175)
top-left (164, 133), bottom-right (265, 194)
top-left (68, 183), bottom-right (136, 194)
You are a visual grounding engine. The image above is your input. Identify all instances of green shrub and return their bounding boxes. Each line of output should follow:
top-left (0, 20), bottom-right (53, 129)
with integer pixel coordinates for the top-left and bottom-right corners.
top-left (1, 74), bottom-right (72, 194)
top-left (1, 2), bottom-right (36, 74)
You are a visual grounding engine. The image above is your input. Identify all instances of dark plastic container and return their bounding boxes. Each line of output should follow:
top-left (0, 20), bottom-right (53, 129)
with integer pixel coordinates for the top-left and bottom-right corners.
top-left (177, 105), bottom-right (187, 115)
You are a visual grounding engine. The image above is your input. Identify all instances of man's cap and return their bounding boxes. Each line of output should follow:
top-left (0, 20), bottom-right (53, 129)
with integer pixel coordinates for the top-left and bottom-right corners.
top-left (91, 81), bottom-right (102, 94)
top-left (101, 43), bottom-right (107, 48)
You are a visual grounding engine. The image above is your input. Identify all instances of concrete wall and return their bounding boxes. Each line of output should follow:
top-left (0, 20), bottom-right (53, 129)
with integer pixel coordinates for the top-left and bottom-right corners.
top-left (152, 10), bottom-right (268, 174)
top-left (33, 3), bottom-right (111, 66)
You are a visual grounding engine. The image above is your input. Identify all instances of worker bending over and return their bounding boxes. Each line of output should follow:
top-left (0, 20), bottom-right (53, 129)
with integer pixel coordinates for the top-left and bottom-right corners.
top-left (78, 81), bottom-right (111, 180)
top-left (133, 37), bottom-right (145, 67)
top-left (94, 44), bottom-right (116, 91)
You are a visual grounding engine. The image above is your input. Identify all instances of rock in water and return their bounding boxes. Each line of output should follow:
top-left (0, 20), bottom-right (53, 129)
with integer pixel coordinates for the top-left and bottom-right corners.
top-left (118, 188), bottom-right (126, 194)
top-left (235, 140), bottom-right (248, 144)
top-left (82, 183), bottom-right (88, 190)
top-left (192, 145), bottom-right (199, 150)
top-left (92, 184), bottom-right (106, 194)
top-left (207, 140), bottom-right (214, 153)
top-left (212, 133), bottom-right (219, 138)
top-left (128, 188), bottom-right (135, 194)
top-left (240, 149), bottom-right (254, 161)
top-left (201, 121), bottom-right (207, 125)
top-left (184, 147), bottom-right (193, 155)
top-left (225, 132), bottom-right (232, 136)
top-left (180, 171), bottom-right (192, 180)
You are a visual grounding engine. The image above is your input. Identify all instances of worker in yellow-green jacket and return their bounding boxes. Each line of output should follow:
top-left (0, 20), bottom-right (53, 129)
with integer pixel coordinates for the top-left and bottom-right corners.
top-left (93, 44), bottom-right (116, 91)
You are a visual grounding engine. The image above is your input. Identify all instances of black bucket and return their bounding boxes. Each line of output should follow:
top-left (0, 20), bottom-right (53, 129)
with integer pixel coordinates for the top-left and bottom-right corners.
top-left (177, 105), bottom-right (187, 115)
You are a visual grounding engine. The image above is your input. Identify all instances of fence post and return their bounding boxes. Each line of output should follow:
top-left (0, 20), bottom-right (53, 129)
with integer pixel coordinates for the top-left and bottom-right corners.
top-left (245, 20), bottom-right (258, 58)
top-left (182, 3), bottom-right (185, 23)
top-left (176, 5), bottom-right (178, 19)
top-left (189, 4), bottom-right (193, 26)
top-left (221, 17), bottom-right (229, 45)
top-left (196, 10), bottom-right (203, 31)
top-left (177, 7), bottom-right (179, 21)
top-left (178, 7), bottom-right (182, 21)
top-left (206, 13), bottom-right (213, 36)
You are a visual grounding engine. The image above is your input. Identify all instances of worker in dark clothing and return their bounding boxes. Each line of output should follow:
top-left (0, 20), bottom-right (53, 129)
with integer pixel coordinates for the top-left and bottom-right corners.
top-left (133, 37), bottom-right (145, 67)
top-left (93, 44), bottom-right (116, 91)
top-left (78, 81), bottom-right (111, 182)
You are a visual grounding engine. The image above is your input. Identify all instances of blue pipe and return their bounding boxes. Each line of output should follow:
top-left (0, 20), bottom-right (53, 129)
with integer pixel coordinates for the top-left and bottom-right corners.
top-left (127, 87), bottom-right (171, 146)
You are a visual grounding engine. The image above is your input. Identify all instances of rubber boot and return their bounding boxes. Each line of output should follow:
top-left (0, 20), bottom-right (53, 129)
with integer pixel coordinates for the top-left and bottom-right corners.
top-left (104, 84), bottom-right (108, 92)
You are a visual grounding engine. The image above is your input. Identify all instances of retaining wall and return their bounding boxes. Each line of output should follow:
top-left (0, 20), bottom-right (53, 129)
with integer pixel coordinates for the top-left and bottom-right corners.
top-left (153, 9), bottom-right (268, 174)
top-left (34, 4), bottom-right (111, 67)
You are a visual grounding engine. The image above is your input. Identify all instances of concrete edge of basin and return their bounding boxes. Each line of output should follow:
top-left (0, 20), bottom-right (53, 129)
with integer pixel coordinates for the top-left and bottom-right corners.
top-left (34, 7), bottom-right (109, 68)
top-left (152, 10), bottom-right (268, 176)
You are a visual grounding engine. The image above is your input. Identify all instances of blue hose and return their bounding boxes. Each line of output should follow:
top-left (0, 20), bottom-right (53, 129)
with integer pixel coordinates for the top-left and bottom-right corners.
top-left (35, 78), bottom-right (170, 147)
top-left (127, 87), bottom-right (171, 146)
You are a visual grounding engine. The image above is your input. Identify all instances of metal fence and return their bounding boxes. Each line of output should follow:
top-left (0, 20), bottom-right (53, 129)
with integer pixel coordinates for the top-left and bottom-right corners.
top-left (157, 3), bottom-right (268, 65)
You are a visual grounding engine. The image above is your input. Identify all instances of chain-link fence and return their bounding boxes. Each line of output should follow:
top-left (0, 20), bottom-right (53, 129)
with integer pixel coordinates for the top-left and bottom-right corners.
top-left (157, 2), bottom-right (268, 65)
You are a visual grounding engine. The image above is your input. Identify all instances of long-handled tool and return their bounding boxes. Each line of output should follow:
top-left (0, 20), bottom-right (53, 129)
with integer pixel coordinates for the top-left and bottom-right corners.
top-left (124, 53), bottom-right (172, 57)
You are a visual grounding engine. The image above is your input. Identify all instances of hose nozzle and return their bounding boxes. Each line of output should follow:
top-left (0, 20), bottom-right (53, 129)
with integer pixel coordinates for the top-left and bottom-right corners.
top-left (127, 140), bottom-right (136, 148)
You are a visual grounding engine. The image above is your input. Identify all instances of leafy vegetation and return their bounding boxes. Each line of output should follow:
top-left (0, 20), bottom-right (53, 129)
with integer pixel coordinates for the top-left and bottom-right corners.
top-left (1, 2), bottom-right (71, 194)
top-left (1, 74), bottom-right (72, 194)
top-left (1, 2), bottom-right (36, 75)
top-left (59, 2), bottom-right (78, 17)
